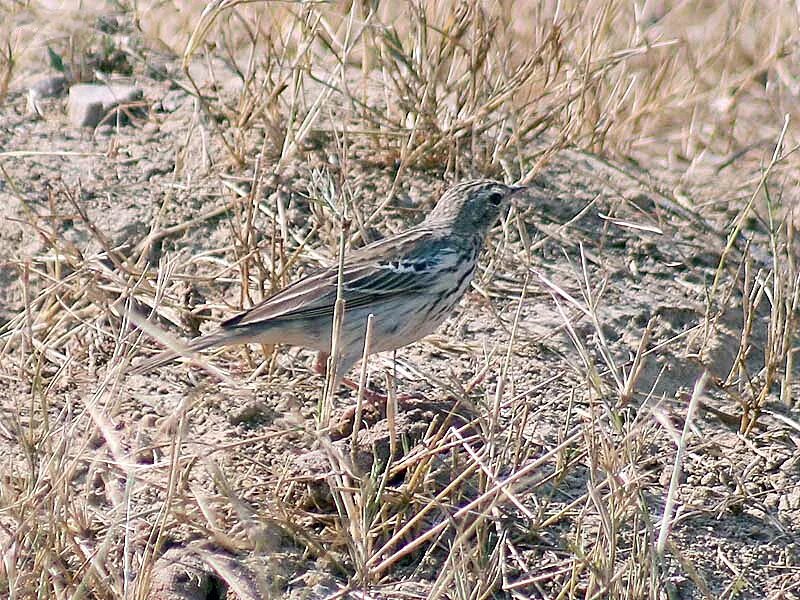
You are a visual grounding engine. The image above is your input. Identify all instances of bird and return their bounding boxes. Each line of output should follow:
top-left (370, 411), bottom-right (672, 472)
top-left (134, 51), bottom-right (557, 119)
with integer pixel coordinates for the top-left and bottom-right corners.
top-left (131, 179), bottom-right (527, 392)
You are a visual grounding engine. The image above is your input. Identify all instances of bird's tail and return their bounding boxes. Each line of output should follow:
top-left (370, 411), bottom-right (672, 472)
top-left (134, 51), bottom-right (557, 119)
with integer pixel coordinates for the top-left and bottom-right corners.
top-left (129, 330), bottom-right (243, 375)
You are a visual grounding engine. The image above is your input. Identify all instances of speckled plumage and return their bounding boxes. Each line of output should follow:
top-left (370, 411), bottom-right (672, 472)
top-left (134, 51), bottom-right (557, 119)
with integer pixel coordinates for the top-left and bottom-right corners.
top-left (132, 179), bottom-right (526, 386)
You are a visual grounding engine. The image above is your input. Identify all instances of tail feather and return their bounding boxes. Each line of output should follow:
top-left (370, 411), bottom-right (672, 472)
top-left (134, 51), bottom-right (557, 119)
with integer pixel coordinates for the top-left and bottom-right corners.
top-left (130, 331), bottom-right (236, 374)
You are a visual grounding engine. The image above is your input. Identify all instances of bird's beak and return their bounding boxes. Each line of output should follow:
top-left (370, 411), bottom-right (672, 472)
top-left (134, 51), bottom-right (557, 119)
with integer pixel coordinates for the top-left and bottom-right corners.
top-left (507, 185), bottom-right (529, 203)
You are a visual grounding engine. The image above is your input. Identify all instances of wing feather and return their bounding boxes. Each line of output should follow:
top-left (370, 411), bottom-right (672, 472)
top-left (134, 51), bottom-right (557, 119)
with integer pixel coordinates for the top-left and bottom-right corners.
top-left (222, 225), bottom-right (453, 329)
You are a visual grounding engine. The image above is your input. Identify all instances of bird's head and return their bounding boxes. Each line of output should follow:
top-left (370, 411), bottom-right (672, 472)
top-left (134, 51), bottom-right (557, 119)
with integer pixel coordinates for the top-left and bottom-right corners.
top-left (425, 179), bottom-right (527, 236)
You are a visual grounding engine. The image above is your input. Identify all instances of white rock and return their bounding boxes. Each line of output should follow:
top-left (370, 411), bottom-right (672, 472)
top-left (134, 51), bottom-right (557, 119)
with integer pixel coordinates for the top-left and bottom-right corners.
top-left (68, 83), bottom-right (143, 127)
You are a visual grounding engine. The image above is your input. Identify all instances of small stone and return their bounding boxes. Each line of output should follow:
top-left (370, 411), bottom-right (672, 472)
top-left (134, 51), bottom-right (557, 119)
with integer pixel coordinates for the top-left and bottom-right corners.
top-left (228, 401), bottom-right (270, 426)
top-left (700, 472), bottom-right (717, 486)
top-left (779, 488), bottom-right (800, 511)
top-left (159, 88), bottom-right (187, 112)
top-left (68, 83), bottom-right (143, 127)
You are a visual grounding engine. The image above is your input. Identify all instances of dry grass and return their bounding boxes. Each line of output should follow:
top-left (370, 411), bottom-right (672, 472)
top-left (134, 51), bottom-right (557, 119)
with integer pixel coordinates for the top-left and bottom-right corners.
top-left (2, 0), bottom-right (800, 598)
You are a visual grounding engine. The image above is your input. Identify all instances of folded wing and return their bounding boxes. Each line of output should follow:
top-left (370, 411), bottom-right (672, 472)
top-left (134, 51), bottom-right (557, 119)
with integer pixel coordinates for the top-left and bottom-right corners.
top-left (222, 227), bottom-right (454, 329)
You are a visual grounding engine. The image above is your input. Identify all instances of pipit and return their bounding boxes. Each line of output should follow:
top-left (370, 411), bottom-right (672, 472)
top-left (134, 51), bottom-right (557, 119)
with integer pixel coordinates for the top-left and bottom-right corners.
top-left (132, 179), bottom-right (526, 391)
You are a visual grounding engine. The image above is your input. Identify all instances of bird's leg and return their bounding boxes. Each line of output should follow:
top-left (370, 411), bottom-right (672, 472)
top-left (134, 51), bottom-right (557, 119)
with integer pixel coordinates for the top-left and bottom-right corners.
top-left (313, 352), bottom-right (386, 403)
top-left (314, 351), bottom-right (421, 439)
top-left (313, 352), bottom-right (327, 375)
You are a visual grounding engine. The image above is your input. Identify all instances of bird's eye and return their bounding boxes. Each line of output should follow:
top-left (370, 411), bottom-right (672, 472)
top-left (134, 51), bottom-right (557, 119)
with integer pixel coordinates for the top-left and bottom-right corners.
top-left (487, 191), bottom-right (505, 206)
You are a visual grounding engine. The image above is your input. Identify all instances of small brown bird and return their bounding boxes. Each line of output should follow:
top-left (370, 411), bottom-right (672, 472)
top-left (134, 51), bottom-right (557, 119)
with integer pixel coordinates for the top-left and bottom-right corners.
top-left (132, 179), bottom-right (526, 389)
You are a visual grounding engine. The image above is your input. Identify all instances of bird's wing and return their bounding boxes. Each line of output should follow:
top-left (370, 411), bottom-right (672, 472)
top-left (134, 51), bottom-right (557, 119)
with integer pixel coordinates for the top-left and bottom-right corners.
top-left (222, 227), bottom-right (455, 328)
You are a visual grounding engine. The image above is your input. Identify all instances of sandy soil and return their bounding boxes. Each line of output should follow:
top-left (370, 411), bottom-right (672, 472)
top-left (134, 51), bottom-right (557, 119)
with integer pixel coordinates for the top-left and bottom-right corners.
top-left (1, 11), bottom-right (800, 600)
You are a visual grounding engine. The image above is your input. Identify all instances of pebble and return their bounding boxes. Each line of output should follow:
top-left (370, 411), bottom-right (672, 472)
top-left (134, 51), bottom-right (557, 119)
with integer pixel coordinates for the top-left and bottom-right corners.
top-left (159, 88), bottom-right (188, 112)
top-left (779, 488), bottom-right (800, 511)
top-left (700, 471), bottom-right (717, 486)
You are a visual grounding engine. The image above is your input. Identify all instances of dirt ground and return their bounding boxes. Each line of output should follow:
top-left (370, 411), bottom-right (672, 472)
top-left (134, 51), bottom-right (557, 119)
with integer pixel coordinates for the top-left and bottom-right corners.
top-left (2, 4), bottom-right (800, 600)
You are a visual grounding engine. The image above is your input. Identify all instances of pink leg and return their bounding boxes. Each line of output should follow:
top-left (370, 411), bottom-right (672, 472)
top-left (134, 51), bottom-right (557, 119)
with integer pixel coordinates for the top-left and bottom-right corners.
top-left (314, 352), bottom-right (386, 402)
top-left (314, 352), bottom-right (426, 438)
